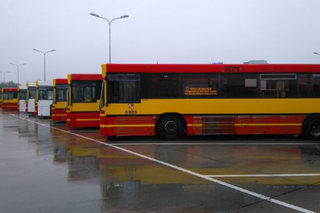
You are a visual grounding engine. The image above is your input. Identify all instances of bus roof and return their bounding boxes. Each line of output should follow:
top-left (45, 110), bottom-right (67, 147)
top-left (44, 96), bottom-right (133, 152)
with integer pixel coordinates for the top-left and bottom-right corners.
top-left (3, 88), bottom-right (18, 92)
top-left (53, 78), bottom-right (68, 86)
top-left (103, 64), bottom-right (320, 74)
top-left (68, 74), bottom-right (102, 81)
top-left (26, 82), bottom-right (36, 88)
top-left (18, 86), bottom-right (27, 90)
top-left (36, 80), bottom-right (52, 87)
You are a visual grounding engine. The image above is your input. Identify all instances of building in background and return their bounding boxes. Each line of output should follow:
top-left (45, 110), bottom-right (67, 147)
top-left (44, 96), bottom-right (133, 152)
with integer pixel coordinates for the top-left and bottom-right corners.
top-left (243, 60), bottom-right (268, 64)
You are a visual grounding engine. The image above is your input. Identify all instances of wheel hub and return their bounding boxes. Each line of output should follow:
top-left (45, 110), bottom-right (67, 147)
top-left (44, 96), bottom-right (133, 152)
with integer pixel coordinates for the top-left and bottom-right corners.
top-left (311, 121), bottom-right (320, 136)
top-left (164, 121), bottom-right (177, 134)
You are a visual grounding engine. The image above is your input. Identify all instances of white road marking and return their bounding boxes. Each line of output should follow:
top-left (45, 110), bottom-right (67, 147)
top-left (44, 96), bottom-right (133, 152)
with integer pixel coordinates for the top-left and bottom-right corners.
top-left (111, 142), bottom-right (317, 146)
top-left (11, 114), bottom-right (317, 213)
top-left (206, 174), bottom-right (320, 178)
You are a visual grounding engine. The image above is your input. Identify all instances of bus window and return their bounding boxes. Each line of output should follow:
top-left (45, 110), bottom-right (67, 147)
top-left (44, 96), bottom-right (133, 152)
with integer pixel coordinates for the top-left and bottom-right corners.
top-left (99, 82), bottom-right (104, 109)
top-left (71, 81), bottom-right (101, 103)
top-left (107, 81), bottom-right (119, 103)
top-left (56, 85), bottom-right (68, 102)
top-left (120, 81), bottom-right (136, 102)
top-left (3, 92), bottom-right (15, 100)
top-left (107, 74), bottom-right (140, 103)
top-left (221, 74), bottom-right (259, 98)
top-left (39, 89), bottom-right (53, 100)
top-left (39, 90), bottom-right (46, 100)
top-left (39, 90), bottom-right (45, 100)
top-left (182, 74), bottom-right (219, 98)
top-left (6, 92), bottom-right (18, 99)
top-left (84, 87), bottom-right (95, 102)
top-left (298, 74), bottom-right (320, 97)
top-left (19, 91), bottom-right (27, 100)
top-left (57, 89), bottom-right (67, 101)
top-left (261, 74), bottom-right (297, 97)
top-left (72, 87), bottom-right (83, 102)
top-left (48, 90), bottom-right (54, 100)
top-left (151, 74), bottom-right (179, 98)
top-left (29, 88), bottom-right (36, 99)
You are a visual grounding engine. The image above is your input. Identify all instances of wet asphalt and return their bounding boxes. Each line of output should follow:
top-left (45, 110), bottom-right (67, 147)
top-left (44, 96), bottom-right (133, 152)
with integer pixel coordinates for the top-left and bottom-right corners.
top-left (1, 108), bottom-right (320, 213)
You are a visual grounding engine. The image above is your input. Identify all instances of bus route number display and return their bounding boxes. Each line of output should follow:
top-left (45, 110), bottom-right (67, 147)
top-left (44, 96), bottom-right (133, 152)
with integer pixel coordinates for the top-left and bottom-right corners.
top-left (184, 87), bottom-right (217, 96)
top-left (224, 66), bottom-right (241, 72)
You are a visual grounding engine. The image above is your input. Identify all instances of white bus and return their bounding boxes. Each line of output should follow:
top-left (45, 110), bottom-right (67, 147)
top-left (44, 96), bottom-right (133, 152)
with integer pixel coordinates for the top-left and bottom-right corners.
top-left (36, 81), bottom-right (53, 117)
top-left (18, 86), bottom-right (27, 112)
top-left (26, 82), bottom-right (36, 115)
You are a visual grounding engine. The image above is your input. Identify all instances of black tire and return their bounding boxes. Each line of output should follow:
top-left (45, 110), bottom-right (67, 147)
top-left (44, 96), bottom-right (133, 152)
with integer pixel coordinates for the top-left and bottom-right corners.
top-left (157, 115), bottom-right (184, 140)
top-left (302, 115), bottom-right (320, 140)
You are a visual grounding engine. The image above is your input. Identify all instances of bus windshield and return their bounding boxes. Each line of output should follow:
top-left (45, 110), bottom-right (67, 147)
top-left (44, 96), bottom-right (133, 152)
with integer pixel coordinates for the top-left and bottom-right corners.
top-left (56, 85), bottom-right (68, 102)
top-left (106, 74), bottom-right (140, 103)
top-left (29, 88), bottom-right (36, 99)
top-left (3, 92), bottom-right (18, 100)
top-left (19, 90), bottom-right (27, 100)
top-left (39, 88), bottom-right (54, 100)
top-left (71, 81), bottom-right (101, 103)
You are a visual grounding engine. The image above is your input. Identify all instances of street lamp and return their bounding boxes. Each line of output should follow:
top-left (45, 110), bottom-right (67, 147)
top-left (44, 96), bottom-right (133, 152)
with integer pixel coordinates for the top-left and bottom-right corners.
top-left (90, 13), bottom-right (129, 63)
top-left (9, 63), bottom-right (26, 85)
top-left (314, 52), bottom-right (320, 56)
top-left (33, 49), bottom-right (56, 81)
top-left (0, 71), bottom-right (11, 85)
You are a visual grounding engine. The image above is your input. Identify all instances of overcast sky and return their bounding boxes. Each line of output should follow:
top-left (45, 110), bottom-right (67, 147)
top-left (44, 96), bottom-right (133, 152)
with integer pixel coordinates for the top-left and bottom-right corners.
top-left (1, 0), bottom-right (320, 85)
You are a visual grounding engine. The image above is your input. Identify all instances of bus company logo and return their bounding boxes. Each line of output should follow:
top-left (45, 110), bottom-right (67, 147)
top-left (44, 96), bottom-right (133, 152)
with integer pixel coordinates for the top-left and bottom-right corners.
top-left (128, 103), bottom-right (134, 110)
top-left (126, 103), bottom-right (137, 115)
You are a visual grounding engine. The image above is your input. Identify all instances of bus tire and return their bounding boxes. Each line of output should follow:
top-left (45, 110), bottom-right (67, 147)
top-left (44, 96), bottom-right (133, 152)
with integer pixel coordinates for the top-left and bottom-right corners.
top-left (302, 115), bottom-right (320, 140)
top-left (157, 115), bottom-right (184, 140)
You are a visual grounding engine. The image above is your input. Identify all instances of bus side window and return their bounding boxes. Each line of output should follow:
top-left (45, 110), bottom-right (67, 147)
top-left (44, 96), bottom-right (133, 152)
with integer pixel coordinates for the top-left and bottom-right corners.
top-left (260, 74), bottom-right (297, 98)
top-left (151, 74), bottom-right (179, 98)
top-left (298, 74), bottom-right (320, 97)
top-left (221, 74), bottom-right (259, 98)
top-left (182, 74), bottom-right (219, 98)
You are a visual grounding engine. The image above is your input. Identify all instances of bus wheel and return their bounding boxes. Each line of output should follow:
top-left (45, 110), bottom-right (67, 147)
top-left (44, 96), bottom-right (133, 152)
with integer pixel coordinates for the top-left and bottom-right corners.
top-left (303, 116), bottom-right (320, 140)
top-left (157, 115), bottom-right (184, 140)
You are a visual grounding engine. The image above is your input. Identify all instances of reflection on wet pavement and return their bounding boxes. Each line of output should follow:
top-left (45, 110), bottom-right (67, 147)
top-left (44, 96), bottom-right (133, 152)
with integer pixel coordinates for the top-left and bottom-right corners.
top-left (1, 110), bottom-right (320, 212)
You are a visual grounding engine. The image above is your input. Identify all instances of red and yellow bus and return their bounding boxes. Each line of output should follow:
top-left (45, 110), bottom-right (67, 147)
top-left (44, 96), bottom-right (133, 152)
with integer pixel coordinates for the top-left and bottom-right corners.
top-left (52, 79), bottom-right (68, 122)
top-left (0, 90), bottom-right (3, 107)
top-left (67, 74), bottom-right (103, 129)
top-left (2, 87), bottom-right (19, 110)
top-left (99, 64), bottom-right (320, 140)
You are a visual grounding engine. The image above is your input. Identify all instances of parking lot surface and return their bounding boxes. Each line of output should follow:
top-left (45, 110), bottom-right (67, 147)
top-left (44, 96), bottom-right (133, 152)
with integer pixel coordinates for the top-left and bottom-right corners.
top-left (1, 109), bottom-right (320, 213)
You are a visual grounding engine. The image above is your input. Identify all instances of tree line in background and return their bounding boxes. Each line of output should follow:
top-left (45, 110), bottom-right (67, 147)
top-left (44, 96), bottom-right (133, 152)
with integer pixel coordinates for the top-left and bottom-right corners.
top-left (0, 81), bottom-right (19, 90)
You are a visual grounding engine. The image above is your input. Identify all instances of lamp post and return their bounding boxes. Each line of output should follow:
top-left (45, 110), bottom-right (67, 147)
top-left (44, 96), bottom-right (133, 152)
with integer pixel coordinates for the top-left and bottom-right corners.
top-left (0, 71), bottom-right (11, 85)
top-left (9, 63), bottom-right (26, 85)
top-left (33, 49), bottom-right (56, 81)
top-left (90, 13), bottom-right (129, 63)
